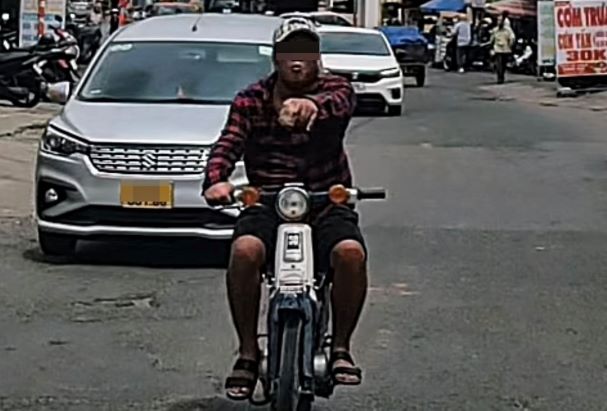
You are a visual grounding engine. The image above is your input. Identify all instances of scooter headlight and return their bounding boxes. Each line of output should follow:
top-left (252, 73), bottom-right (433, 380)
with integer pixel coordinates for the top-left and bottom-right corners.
top-left (276, 187), bottom-right (310, 220)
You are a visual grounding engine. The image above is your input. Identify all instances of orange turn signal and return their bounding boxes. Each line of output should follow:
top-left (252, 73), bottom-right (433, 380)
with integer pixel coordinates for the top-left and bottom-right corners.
top-left (240, 187), bottom-right (260, 206)
top-left (328, 184), bottom-right (350, 204)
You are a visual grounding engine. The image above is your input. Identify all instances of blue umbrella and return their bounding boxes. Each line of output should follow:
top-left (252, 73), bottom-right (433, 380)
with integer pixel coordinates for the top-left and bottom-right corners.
top-left (420, 0), bottom-right (466, 13)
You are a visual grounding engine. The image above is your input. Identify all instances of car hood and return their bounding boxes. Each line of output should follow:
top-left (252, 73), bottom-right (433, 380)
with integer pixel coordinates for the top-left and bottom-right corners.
top-left (52, 100), bottom-right (230, 145)
top-left (321, 54), bottom-right (398, 72)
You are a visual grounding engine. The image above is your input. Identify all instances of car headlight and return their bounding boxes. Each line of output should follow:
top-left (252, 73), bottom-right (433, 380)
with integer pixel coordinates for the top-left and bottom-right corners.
top-left (380, 67), bottom-right (401, 78)
top-left (41, 128), bottom-right (89, 156)
top-left (276, 187), bottom-right (310, 220)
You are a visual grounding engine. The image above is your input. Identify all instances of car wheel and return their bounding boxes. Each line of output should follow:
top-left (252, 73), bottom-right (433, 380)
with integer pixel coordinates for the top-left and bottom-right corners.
top-left (415, 70), bottom-right (426, 87)
top-left (387, 104), bottom-right (402, 116)
top-left (38, 231), bottom-right (77, 257)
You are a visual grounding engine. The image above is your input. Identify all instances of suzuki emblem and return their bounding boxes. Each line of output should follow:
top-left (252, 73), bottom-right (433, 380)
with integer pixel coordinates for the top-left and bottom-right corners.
top-left (142, 151), bottom-right (157, 169)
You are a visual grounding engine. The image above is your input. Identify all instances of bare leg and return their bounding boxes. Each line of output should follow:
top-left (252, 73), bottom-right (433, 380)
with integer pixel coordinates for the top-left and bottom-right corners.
top-left (225, 235), bottom-right (265, 398)
top-left (330, 239), bottom-right (367, 384)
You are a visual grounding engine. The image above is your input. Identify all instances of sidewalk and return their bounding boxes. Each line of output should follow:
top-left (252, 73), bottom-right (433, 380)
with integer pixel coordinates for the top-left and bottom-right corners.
top-left (0, 103), bottom-right (59, 138)
top-left (479, 75), bottom-right (607, 112)
top-left (0, 104), bottom-right (60, 217)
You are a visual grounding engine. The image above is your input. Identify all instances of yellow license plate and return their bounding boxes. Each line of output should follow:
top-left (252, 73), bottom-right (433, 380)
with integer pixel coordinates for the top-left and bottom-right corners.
top-left (120, 181), bottom-right (173, 209)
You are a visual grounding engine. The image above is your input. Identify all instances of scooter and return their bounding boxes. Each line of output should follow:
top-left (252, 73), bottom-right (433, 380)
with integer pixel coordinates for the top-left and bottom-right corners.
top-left (510, 38), bottom-right (536, 76)
top-left (220, 183), bottom-right (386, 411)
top-left (65, 13), bottom-right (102, 64)
top-left (1, 13), bottom-right (18, 51)
top-left (0, 52), bottom-right (46, 107)
top-left (36, 26), bottom-right (81, 85)
top-left (0, 44), bottom-right (77, 107)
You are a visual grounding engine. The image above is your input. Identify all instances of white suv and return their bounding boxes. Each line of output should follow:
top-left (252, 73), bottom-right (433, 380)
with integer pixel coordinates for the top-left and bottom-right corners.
top-left (36, 14), bottom-right (282, 256)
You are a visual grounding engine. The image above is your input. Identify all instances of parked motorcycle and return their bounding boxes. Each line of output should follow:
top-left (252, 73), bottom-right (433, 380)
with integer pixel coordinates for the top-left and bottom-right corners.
top-left (36, 25), bottom-right (81, 83)
top-left (1, 13), bottom-right (18, 51)
top-left (0, 52), bottom-right (48, 107)
top-left (0, 36), bottom-right (79, 107)
top-left (65, 13), bottom-right (102, 64)
top-left (219, 183), bottom-right (386, 411)
top-left (443, 37), bottom-right (492, 72)
top-left (510, 38), bottom-right (536, 76)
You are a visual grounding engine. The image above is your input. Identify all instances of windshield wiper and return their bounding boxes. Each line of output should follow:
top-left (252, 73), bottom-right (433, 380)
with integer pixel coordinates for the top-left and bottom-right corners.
top-left (145, 97), bottom-right (229, 105)
top-left (77, 96), bottom-right (228, 104)
top-left (78, 96), bottom-right (129, 102)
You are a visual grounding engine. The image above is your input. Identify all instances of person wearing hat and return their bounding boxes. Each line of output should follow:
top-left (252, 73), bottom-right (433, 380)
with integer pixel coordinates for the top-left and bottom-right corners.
top-left (490, 12), bottom-right (515, 83)
top-left (203, 17), bottom-right (366, 400)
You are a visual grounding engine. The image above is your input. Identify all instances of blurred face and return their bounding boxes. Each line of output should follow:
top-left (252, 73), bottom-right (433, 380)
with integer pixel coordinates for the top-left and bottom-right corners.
top-left (274, 33), bottom-right (320, 90)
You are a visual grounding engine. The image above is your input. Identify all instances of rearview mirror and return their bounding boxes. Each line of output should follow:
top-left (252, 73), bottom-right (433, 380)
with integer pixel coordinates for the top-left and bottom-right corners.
top-left (47, 81), bottom-right (72, 104)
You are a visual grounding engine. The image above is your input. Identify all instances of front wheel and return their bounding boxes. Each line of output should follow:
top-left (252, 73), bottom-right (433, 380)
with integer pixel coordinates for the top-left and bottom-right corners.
top-left (272, 316), bottom-right (311, 411)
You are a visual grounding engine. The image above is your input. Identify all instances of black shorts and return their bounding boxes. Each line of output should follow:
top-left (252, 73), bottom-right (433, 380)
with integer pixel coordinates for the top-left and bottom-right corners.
top-left (232, 205), bottom-right (367, 274)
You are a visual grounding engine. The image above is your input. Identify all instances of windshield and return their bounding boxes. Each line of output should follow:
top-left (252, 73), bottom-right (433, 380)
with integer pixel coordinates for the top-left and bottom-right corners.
top-left (154, 4), bottom-right (195, 14)
top-left (320, 32), bottom-right (390, 56)
top-left (79, 41), bottom-right (273, 104)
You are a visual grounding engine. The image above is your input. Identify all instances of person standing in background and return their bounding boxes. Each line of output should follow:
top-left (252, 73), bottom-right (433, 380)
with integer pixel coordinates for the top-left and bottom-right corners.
top-left (453, 14), bottom-right (472, 73)
top-left (490, 13), bottom-right (515, 84)
top-left (89, 2), bottom-right (103, 24)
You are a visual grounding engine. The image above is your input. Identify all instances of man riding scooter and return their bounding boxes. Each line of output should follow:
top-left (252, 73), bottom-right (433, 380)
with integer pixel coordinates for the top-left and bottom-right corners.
top-left (203, 18), bottom-right (368, 400)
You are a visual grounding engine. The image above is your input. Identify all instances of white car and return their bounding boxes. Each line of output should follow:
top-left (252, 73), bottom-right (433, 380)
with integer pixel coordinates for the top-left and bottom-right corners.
top-left (35, 14), bottom-right (281, 256)
top-left (318, 25), bottom-right (404, 116)
top-left (279, 11), bottom-right (353, 26)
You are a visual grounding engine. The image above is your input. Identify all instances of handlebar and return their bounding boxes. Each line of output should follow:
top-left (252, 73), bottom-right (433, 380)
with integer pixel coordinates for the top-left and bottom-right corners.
top-left (210, 186), bottom-right (387, 209)
top-left (357, 188), bottom-right (386, 200)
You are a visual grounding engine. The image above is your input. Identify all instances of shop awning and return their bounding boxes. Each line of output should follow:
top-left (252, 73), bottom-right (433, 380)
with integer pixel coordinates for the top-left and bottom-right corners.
top-left (486, 0), bottom-right (536, 17)
top-left (420, 0), bottom-right (466, 13)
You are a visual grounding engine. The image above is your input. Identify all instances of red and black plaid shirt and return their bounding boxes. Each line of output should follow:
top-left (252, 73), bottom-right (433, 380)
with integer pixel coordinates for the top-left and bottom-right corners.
top-left (203, 73), bottom-right (356, 192)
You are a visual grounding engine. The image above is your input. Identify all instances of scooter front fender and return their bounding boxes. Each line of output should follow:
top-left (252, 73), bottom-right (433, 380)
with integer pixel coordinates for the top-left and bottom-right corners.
top-left (267, 292), bottom-right (317, 395)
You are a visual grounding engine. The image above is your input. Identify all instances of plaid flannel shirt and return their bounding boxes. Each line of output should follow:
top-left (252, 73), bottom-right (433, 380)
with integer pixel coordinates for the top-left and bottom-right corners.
top-left (202, 73), bottom-right (356, 192)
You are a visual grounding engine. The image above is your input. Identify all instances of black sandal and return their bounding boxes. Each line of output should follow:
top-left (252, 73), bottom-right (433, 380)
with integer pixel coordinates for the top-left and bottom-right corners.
top-left (225, 357), bottom-right (259, 401)
top-left (330, 351), bottom-right (363, 386)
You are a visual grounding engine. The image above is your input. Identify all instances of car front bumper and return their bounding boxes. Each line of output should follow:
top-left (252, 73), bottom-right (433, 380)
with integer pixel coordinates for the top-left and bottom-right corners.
top-left (353, 76), bottom-right (404, 110)
top-left (35, 149), bottom-right (243, 240)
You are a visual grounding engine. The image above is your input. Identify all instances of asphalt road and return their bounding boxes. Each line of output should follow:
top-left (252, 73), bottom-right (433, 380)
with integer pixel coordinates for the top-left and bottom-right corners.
top-left (2, 71), bottom-right (607, 411)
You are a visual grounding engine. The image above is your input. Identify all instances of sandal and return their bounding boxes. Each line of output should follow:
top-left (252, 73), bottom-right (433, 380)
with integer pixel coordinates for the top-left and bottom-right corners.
top-left (330, 351), bottom-right (363, 386)
top-left (225, 357), bottom-right (259, 401)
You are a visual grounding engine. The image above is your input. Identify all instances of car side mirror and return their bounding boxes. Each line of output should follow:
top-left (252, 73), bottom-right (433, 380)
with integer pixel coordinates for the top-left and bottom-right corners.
top-left (47, 81), bottom-right (72, 104)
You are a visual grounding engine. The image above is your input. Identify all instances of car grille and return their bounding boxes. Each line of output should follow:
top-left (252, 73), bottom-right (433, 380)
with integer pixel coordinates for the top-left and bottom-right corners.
top-left (88, 144), bottom-right (211, 175)
top-left (331, 70), bottom-right (382, 83)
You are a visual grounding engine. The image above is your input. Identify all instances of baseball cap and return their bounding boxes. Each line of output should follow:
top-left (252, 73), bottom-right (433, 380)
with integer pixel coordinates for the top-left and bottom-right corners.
top-left (273, 17), bottom-right (320, 45)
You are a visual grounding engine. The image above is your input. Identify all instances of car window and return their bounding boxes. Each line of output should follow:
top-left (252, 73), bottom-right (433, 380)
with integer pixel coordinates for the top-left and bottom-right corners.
top-left (153, 4), bottom-right (194, 14)
top-left (320, 32), bottom-right (390, 56)
top-left (313, 15), bottom-right (351, 26)
top-left (79, 41), bottom-right (273, 104)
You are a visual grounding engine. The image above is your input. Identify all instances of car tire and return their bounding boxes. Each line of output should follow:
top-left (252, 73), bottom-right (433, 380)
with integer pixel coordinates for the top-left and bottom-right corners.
top-left (415, 70), bottom-right (426, 87)
top-left (38, 231), bottom-right (77, 257)
top-left (387, 104), bottom-right (402, 116)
